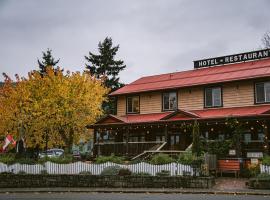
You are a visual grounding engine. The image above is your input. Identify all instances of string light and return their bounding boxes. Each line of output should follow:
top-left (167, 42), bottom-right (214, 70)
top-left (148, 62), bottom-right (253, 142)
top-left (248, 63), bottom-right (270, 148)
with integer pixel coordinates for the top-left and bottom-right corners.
top-left (246, 121), bottom-right (249, 124)
top-left (250, 126), bottom-right (254, 130)
top-left (211, 128), bottom-right (214, 132)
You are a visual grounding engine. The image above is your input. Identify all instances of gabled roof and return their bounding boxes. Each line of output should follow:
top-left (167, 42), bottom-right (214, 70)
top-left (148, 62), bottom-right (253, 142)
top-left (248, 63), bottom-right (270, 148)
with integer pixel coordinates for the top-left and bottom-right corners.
top-left (110, 59), bottom-right (270, 96)
top-left (91, 105), bottom-right (270, 126)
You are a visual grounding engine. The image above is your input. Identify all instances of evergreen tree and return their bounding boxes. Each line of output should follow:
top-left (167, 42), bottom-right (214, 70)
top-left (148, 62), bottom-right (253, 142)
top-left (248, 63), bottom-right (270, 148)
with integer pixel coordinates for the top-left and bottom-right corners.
top-left (192, 120), bottom-right (202, 157)
top-left (262, 31), bottom-right (270, 48)
top-left (37, 49), bottom-right (60, 76)
top-left (85, 37), bottom-right (126, 114)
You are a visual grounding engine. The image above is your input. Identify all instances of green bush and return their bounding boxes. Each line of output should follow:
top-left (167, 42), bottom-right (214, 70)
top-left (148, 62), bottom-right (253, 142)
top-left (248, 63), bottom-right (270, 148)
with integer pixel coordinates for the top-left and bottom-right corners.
top-left (149, 154), bottom-right (174, 165)
top-left (79, 171), bottom-right (92, 175)
top-left (100, 166), bottom-right (122, 176)
top-left (0, 153), bottom-right (16, 164)
top-left (118, 168), bottom-right (132, 176)
top-left (206, 140), bottom-right (232, 158)
top-left (15, 158), bottom-right (36, 165)
top-left (156, 170), bottom-right (170, 176)
top-left (133, 172), bottom-right (151, 176)
top-left (38, 155), bottom-right (73, 164)
top-left (262, 155), bottom-right (270, 166)
top-left (178, 152), bottom-right (196, 165)
top-left (95, 155), bottom-right (124, 164)
top-left (257, 173), bottom-right (270, 179)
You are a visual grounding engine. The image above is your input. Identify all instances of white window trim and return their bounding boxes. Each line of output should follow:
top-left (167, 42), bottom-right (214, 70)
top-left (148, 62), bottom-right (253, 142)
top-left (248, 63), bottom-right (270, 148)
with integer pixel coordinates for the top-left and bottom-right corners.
top-left (127, 96), bottom-right (139, 114)
top-left (205, 87), bottom-right (222, 108)
top-left (255, 81), bottom-right (270, 103)
top-left (163, 92), bottom-right (177, 111)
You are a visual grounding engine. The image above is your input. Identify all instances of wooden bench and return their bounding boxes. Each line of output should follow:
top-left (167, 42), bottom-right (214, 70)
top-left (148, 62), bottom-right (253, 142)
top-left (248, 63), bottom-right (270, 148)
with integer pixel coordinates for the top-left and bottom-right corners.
top-left (217, 159), bottom-right (240, 178)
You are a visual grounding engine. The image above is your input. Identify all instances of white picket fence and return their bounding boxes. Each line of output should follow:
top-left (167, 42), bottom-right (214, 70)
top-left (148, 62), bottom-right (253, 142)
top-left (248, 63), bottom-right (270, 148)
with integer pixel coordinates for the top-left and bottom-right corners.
top-left (260, 164), bottom-right (270, 174)
top-left (0, 162), bottom-right (193, 176)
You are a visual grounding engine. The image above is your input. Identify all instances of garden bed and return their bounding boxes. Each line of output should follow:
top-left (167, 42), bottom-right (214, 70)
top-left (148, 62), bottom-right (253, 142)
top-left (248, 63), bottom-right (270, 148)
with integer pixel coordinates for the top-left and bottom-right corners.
top-left (0, 174), bottom-right (214, 189)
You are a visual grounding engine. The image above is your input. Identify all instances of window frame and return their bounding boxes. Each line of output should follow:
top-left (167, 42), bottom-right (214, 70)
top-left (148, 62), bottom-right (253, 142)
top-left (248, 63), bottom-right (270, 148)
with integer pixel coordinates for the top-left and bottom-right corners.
top-left (126, 95), bottom-right (140, 114)
top-left (255, 81), bottom-right (270, 104)
top-left (162, 91), bottom-right (178, 111)
top-left (204, 86), bottom-right (223, 108)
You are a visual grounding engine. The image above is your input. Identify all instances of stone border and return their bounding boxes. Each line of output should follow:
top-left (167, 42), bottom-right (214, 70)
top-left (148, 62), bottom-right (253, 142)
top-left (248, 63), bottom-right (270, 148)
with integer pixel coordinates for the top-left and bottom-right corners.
top-left (0, 174), bottom-right (214, 189)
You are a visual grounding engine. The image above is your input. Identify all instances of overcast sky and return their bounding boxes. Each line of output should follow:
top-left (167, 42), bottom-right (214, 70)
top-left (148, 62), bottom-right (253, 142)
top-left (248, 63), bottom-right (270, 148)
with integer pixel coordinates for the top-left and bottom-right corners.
top-left (0, 0), bottom-right (269, 83)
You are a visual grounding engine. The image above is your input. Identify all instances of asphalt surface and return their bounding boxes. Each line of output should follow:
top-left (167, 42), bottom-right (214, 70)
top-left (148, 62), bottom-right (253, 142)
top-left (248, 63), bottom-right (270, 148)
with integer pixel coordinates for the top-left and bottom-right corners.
top-left (0, 193), bottom-right (270, 200)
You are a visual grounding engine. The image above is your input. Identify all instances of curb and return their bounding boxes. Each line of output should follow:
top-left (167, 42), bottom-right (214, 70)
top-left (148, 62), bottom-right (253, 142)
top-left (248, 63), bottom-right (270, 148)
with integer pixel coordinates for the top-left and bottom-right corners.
top-left (0, 188), bottom-right (270, 196)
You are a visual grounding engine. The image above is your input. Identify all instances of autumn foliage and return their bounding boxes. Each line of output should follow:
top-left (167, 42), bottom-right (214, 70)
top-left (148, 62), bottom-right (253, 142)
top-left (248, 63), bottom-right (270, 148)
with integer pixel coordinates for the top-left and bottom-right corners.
top-left (0, 67), bottom-right (108, 150)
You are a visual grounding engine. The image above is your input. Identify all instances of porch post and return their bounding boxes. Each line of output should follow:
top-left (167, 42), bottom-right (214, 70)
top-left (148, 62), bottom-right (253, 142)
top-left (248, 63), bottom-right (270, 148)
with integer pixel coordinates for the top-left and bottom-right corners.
top-left (93, 128), bottom-right (97, 157)
top-left (164, 125), bottom-right (168, 143)
top-left (126, 126), bottom-right (129, 156)
top-left (264, 121), bottom-right (269, 154)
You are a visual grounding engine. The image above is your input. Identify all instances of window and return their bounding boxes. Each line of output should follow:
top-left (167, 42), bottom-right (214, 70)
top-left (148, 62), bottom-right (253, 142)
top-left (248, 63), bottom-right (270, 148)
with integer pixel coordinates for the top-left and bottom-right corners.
top-left (204, 87), bottom-right (222, 107)
top-left (163, 92), bottom-right (177, 111)
top-left (127, 96), bottom-right (139, 113)
top-left (255, 82), bottom-right (270, 103)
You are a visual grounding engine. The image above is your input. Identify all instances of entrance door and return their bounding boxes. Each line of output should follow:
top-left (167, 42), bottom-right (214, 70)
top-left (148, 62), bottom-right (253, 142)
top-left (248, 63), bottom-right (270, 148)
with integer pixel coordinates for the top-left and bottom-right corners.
top-left (169, 134), bottom-right (180, 150)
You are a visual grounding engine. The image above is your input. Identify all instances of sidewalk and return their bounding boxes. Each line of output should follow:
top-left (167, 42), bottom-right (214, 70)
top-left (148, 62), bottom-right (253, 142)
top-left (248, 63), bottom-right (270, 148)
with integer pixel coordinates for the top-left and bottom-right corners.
top-left (0, 187), bottom-right (270, 196)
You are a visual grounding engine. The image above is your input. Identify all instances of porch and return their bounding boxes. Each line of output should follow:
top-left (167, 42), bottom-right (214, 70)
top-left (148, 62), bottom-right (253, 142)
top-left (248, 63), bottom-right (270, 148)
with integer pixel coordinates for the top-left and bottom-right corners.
top-left (89, 106), bottom-right (270, 159)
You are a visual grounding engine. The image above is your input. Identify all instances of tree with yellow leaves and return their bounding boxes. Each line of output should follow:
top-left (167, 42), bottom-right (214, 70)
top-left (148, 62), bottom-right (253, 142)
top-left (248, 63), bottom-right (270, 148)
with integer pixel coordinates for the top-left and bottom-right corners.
top-left (0, 67), bottom-right (108, 152)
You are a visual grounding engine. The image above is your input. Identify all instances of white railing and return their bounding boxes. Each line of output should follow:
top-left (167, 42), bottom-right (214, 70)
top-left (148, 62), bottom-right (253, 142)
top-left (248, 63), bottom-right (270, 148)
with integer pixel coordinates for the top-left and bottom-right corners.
top-left (260, 164), bottom-right (270, 174)
top-left (0, 162), bottom-right (193, 176)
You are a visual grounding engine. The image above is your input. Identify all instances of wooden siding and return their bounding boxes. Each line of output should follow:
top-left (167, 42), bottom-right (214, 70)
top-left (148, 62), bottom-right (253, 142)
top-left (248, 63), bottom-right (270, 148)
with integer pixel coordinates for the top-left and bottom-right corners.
top-left (117, 96), bottom-right (126, 116)
top-left (140, 92), bottom-right (161, 114)
top-left (178, 87), bottom-right (204, 110)
top-left (116, 80), bottom-right (257, 115)
top-left (223, 81), bottom-right (254, 108)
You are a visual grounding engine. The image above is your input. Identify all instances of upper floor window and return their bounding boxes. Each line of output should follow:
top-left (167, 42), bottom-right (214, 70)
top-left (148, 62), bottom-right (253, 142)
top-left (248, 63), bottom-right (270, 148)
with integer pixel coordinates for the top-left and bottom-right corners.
top-left (127, 96), bottom-right (139, 114)
top-left (163, 92), bottom-right (177, 111)
top-left (255, 82), bottom-right (270, 104)
top-left (204, 87), bottom-right (222, 108)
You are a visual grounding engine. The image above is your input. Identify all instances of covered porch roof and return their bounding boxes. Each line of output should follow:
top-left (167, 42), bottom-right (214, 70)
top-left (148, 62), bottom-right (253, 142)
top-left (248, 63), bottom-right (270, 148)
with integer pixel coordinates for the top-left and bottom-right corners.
top-left (89, 105), bottom-right (270, 127)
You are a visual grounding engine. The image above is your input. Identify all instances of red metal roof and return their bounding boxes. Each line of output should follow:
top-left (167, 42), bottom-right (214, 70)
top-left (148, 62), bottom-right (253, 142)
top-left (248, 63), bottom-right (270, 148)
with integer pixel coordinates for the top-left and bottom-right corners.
top-left (110, 59), bottom-right (270, 96)
top-left (193, 105), bottom-right (270, 119)
top-left (93, 105), bottom-right (270, 126)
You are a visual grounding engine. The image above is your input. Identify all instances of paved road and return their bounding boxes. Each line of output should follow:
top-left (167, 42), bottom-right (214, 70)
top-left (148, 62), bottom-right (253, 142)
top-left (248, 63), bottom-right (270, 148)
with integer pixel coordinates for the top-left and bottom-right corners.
top-left (0, 193), bottom-right (269, 200)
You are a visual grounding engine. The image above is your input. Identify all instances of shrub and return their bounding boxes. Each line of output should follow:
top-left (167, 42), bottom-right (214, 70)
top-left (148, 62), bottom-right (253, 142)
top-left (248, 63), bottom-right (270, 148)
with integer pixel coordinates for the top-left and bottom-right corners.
top-left (38, 155), bottom-right (73, 164)
top-left (0, 153), bottom-right (16, 164)
top-left (133, 172), bottom-right (151, 176)
top-left (262, 155), bottom-right (270, 166)
top-left (95, 155), bottom-right (124, 164)
top-left (15, 158), bottom-right (36, 165)
top-left (178, 152), bottom-right (196, 165)
top-left (79, 171), bottom-right (92, 175)
top-left (118, 168), bottom-right (132, 176)
top-left (149, 153), bottom-right (174, 165)
top-left (257, 173), bottom-right (270, 179)
top-left (156, 170), bottom-right (170, 176)
top-left (247, 164), bottom-right (260, 177)
top-left (100, 166), bottom-right (122, 176)
top-left (206, 140), bottom-right (232, 158)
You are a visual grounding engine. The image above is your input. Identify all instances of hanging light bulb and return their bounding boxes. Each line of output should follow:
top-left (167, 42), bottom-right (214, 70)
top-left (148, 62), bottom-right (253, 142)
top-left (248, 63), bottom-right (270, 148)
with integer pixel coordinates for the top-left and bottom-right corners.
top-left (211, 128), bottom-right (214, 132)
top-left (250, 126), bottom-right (254, 130)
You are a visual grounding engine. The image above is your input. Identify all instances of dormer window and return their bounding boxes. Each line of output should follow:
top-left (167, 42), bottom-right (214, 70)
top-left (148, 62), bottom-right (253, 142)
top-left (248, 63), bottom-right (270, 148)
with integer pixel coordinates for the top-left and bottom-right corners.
top-left (163, 92), bottom-right (177, 111)
top-left (255, 81), bottom-right (270, 104)
top-left (127, 96), bottom-right (140, 114)
top-left (204, 87), bottom-right (222, 108)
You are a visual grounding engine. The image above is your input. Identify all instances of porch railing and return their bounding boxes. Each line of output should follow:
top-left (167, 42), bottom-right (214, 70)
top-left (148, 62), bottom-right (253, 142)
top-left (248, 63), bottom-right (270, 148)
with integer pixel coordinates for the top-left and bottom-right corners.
top-left (95, 141), bottom-right (164, 156)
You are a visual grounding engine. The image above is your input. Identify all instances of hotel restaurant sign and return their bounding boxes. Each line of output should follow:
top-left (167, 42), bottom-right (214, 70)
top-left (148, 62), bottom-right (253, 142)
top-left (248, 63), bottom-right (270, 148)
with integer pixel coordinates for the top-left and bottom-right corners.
top-left (194, 49), bottom-right (270, 69)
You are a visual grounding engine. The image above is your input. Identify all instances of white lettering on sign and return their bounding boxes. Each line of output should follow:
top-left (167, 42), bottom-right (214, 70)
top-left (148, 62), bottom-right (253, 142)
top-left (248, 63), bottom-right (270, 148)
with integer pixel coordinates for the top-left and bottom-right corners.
top-left (194, 49), bottom-right (270, 68)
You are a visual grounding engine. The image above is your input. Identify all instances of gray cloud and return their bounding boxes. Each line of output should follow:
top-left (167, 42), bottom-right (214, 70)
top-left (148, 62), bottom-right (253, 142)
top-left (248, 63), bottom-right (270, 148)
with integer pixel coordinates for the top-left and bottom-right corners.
top-left (0, 0), bottom-right (269, 83)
